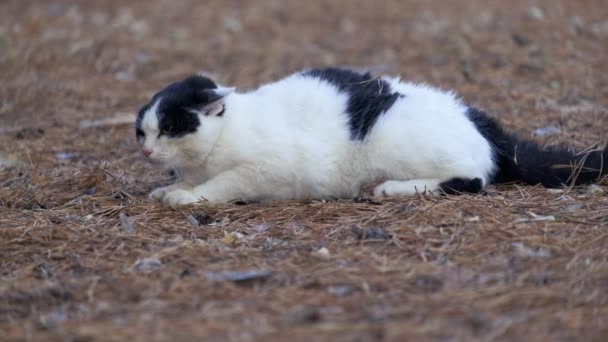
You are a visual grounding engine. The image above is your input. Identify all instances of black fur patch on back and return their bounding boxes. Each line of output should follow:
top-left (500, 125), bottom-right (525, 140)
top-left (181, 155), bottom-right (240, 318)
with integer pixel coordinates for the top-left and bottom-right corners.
top-left (136, 75), bottom-right (219, 138)
top-left (439, 177), bottom-right (484, 195)
top-left (302, 67), bottom-right (402, 140)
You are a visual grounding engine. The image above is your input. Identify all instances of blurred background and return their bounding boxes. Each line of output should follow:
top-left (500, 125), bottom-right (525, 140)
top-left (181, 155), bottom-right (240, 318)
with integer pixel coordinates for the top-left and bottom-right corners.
top-left (1, 0), bottom-right (607, 140)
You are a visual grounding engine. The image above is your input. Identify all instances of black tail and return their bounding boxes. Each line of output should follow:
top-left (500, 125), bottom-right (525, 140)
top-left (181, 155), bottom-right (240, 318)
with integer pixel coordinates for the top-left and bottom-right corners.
top-left (467, 107), bottom-right (607, 188)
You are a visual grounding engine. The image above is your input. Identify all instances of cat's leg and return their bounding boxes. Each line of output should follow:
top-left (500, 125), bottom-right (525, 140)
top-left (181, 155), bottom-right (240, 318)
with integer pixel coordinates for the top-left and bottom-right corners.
top-left (149, 182), bottom-right (191, 200)
top-left (436, 177), bottom-right (484, 195)
top-left (374, 177), bottom-right (484, 197)
top-left (161, 168), bottom-right (258, 207)
top-left (374, 179), bottom-right (442, 197)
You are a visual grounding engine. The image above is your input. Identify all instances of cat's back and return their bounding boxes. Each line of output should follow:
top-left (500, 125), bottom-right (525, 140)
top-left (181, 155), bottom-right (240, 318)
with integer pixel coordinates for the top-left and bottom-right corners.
top-left (254, 67), bottom-right (397, 110)
top-left (243, 69), bottom-right (355, 139)
top-left (253, 68), bottom-right (404, 141)
top-left (254, 69), bottom-right (350, 118)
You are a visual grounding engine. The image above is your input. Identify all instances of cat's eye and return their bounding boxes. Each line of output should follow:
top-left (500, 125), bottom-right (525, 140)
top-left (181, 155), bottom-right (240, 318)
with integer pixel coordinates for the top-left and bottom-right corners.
top-left (136, 129), bottom-right (145, 138)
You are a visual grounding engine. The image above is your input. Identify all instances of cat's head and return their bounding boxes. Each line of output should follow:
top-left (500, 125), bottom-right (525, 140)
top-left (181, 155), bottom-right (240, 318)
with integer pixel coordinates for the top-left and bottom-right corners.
top-left (135, 74), bottom-right (234, 168)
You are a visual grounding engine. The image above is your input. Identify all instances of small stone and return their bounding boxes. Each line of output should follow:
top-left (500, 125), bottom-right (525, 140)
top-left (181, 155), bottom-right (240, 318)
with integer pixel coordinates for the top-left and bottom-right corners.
top-left (91, 11), bottom-right (108, 26)
top-left (114, 71), bottom-right (134, 81)
top-left (429, 55), bottom-right (448, 66)
top-left (38, 310), bottom-right (68, 329)
top-left (491, 55), bottom-right (508, 69)
top-left (171, 28), bottom-right (189, 41)
top-left (119, 212), bottom-right (134, 234)
top-left (48, 3), bottom-right (64, 16)
top-left (134, 258), bottom-right (161, 273)
top-left (283, 306), bottom-right (322, 325)
top-left (167, 235), bottom-right (184, 244)
top-left (518, 61), bottom-right (545, 74)
top-left (569, 16), bottom-right (585, 31)
top-left (413, 275), bottom-right (443, 292)
top-left (35, 263), bottom-right (51, 279)
top-left (180, 269), bottom-right (193, 278)
top-left (55, 152), bottom-right (77, 160)
top-left (253, 223), bottom-right (272, 232)
top-left (0, 153), bottom-right (19, 168)
top-left (130, 20), bottom-right (148, 36)
top-left (223, 16), bottom-right (242, 33)
top-left (353, 227), bottom-right (392, 240)
top-left (513, 212), bottom-right (555, 224)
top-left (68, 39), bottom-right (93, 55)
top-left (563, 203), bottom-right (584, 212)
top-left (83, 187), bottom-right (96, 196)
top-left (313, 247), bottom-right (330, 259)
top-left (512, 242), bottom-right (551, 258)
top-left (0, 34), bottom-right (11, 58)
top-left (527, 211), bottom-right (555, 222)
top-left (327, 284), bottom-right (354, 297)
top-left (186, 215), bottom-right (199, 227)
top-left (114, 9), bottom-right (134, 27)
top-left (461, 59), bottom-right (474, 80)
top-left (66, 6), bottom-right (84, 25)
top-left (588, 184), bottom-right (604, 197)
top-left (590, 21), bottom-right (608, 35)
top-left (340, 18), bottom-right (355, 33)
top-left (135, 52), bottom-right (151, 64)
top-left (533, 125), bottom-right (560, 137)
top-left (15, 127), bottom-right (45, 139)
top-left (466, 216), bottom-right (480, 222)
top-left (512, 32), bottom-right (530, 47)
top-left (527, 6), bottom-right (544, 21)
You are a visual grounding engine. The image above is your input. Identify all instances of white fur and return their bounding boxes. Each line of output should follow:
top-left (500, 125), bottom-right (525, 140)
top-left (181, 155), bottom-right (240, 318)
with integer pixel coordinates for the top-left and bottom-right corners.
top-left (374, 179), bottom-right (442, 197)
top-left (139, 73), bottom-right (495, 207)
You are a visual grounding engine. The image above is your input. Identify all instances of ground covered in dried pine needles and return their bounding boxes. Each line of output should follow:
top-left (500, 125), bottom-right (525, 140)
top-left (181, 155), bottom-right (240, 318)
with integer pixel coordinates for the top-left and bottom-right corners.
top-left (1, 0), bottom-right (608, 341)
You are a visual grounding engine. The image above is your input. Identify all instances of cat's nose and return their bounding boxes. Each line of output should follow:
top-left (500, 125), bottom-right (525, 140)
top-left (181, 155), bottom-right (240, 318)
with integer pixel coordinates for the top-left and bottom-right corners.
top-left (142, 148), bottom-right (153, 157)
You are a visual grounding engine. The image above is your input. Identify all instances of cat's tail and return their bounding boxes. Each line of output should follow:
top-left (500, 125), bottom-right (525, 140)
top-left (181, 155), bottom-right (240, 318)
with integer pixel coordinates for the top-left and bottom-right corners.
top-left (467, 107), bottom-right (607, 187)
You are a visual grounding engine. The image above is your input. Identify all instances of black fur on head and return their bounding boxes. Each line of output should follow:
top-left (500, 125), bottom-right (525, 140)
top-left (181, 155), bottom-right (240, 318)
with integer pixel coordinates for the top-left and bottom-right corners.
top-left (135, 74), bottom-right (230, 139)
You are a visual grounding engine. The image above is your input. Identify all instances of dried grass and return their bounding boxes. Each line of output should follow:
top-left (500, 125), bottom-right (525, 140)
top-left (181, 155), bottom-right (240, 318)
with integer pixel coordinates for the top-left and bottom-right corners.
top-left (1, 0), bottom-right (608, 341)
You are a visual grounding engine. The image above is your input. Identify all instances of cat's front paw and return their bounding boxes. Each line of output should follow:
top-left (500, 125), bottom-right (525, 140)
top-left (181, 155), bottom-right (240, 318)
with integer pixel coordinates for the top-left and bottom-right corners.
top-left (162, 189), bottom-right (199, 208)
top-left (373, 182), bottom-right (396, 197)
top-left (150, 183), bottom-right (190, 201)
top-left (149, 187), bottom-right (170, 200)
top-left (373, 180), bottom-right (440, 197)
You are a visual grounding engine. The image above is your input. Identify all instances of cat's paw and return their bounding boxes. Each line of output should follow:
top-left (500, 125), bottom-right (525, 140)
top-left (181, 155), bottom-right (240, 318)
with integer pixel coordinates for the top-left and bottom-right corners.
top-left (373, 180), bottom-right (440, 197)
top-left (161, 189), bottom-right (199, 208)
top-left (373, 181), bottom-right (401, 197)
top-left (149, 187), bottom-right (170, 200)
top-left (149, 183), bottom-right (189, 201)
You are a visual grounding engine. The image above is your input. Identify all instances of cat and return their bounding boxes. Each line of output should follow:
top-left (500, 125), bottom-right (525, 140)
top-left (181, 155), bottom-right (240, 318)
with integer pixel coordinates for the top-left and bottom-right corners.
top-left (135, 67), bottom-right (607, 207)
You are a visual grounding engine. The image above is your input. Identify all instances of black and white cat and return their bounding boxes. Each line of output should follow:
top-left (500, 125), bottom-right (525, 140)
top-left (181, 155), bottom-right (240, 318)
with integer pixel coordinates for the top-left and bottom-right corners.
top-left (135, 67), bottom-right (607, 207)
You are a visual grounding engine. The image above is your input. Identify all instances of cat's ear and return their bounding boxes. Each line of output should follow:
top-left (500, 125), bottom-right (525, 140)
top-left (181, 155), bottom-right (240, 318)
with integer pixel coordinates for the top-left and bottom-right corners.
top-left (195, 87), bottom-right (235, 117)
